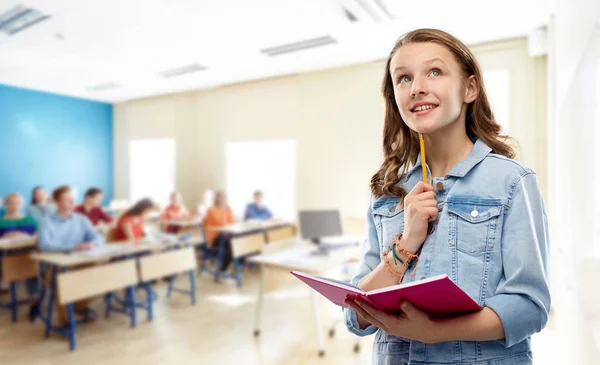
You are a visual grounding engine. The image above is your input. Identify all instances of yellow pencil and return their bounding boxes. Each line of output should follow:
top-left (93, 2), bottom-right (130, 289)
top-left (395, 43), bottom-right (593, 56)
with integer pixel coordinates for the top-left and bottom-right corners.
top-left (419, 133), bottom-right (428, 184)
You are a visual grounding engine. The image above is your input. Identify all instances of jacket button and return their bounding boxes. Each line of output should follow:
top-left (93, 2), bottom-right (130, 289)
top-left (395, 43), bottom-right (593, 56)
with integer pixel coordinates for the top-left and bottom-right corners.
top-left (436, 181), bottom-right (444, 191)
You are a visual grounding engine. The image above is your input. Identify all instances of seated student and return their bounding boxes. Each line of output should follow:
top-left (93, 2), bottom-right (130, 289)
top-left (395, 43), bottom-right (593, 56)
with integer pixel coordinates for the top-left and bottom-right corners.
top-left (194, 189), bottom-right (214, 221)
top-left (27, 186), bottom-right (56, 223)
top-left (38, 185), bottom-right (104, 324)
top-left (115, 198), bottom-right (155, 241)
top-left (38, 186), bottom-right (104, 252)
top-left (0, 193), bottom-right (39, 299)
top-left (75, 187), bottom-right (113, 226)
top-left (202, 191), bottom-right (236, 273)
top-left (243, 190), bottom-right (273, 221)
top-left (0, 193), bottom-right (37, 237)
top-left (161, 192), bottom-right (190, 233)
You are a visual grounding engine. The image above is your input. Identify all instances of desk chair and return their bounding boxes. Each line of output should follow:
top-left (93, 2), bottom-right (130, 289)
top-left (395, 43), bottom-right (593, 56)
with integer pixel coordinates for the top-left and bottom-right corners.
top-left (231, 233), bottom-right (266, 287)
top-left (266, 226), bottom-right (296, 242)
top-left (0, 253), bottom-right (39, 322)
top-left (139, 247), bottom-right (197, 321)
top-left (56, 261), bottom-right (138, 351)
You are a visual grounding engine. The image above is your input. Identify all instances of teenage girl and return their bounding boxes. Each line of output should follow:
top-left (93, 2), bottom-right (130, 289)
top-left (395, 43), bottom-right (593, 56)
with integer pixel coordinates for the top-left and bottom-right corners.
top-left (344, 28), bottom-right (550, 365)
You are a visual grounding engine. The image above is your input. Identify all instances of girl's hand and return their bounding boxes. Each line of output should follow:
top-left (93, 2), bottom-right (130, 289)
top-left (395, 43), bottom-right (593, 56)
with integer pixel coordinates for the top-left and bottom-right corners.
top-left (345, 298), bottom-right (439, 344)
top-left (402, 181), bottom-right (438, 253)
top-left (74, 242), bottom-right (97, 252)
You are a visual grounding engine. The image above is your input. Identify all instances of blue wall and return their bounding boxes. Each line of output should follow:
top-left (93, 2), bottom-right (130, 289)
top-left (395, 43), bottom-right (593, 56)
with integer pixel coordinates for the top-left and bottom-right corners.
top-left (0, 84), bottom-right (113, 206)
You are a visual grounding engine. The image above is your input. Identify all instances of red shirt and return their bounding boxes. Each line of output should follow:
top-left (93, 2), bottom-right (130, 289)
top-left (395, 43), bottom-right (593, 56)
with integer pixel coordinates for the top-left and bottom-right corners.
top-left (115, 216), bottom-right (144, 240)
top-left (74, 205), bottom-right (113, 225)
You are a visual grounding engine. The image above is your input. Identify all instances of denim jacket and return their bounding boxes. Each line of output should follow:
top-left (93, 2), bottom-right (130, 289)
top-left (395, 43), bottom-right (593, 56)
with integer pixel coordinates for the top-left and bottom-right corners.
top-left (344, 139), bottom-right (550, 365)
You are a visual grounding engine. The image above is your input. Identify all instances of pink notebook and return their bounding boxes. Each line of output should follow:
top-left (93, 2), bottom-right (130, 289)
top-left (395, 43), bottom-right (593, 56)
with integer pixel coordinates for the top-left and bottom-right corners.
top-left (291, 271), bottom-right (482, 317)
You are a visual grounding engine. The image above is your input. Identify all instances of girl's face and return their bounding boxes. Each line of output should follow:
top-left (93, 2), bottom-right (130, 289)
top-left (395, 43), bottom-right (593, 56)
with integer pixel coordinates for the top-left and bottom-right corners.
top-left (389, 42), bottom-right (477, 135)
top-left (35, 188), bottom-right (48, 205)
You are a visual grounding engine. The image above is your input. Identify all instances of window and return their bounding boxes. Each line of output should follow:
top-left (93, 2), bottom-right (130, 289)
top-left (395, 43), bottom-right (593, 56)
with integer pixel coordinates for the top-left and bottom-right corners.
top-left (129, 138), bottom-right (175, 207)
top-left (483, 69), bottom-right (510, 134)
top-left (225, 140), bottom-right (296, 221)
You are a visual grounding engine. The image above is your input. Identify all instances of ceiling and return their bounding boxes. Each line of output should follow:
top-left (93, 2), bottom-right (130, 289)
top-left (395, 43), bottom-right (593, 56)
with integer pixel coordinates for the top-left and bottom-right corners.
top-left (0, 0), bottom-right (554, 103)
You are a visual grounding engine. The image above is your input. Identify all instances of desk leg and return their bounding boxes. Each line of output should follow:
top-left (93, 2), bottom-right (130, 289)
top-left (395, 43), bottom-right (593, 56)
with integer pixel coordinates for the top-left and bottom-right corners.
top-left (36, 264), bottom-right (47, 322)
top-left (253, 265), bottom-right (265, 337)
top-left (45, 266), bottom-right (57, 338)
top-left (66, 303), bottom-right (76, 351)
top-left (9, 281), bottom-right (17, 322)
top-left (145, 282), bottom-right (153, 321)
top-left (167, 276), bottom-right (175, 299)
top-left (105, 292), bottom-right (113, 318)
top-left (216, 235), bottom-right (226, 281)
top-left (127, 286), bottom-right (136, 328)
top-left (310, 290), bottom-right (326, 357)
top-left (189, 269), bottom-right (196, 305)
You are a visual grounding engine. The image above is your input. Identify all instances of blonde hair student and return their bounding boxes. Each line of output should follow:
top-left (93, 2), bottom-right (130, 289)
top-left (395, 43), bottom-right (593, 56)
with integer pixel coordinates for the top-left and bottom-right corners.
top-left (343, 29), bottom-right (550, 365)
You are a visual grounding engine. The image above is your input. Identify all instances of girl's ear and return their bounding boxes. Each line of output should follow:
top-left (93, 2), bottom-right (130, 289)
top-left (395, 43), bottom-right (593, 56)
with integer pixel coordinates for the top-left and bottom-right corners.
top-left (464, 75), bottom-right (479, 103)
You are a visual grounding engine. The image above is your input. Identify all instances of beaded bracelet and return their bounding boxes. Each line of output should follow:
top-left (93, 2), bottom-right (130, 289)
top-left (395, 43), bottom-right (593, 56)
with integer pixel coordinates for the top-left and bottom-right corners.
top-left (394, 242), bottom-right (420, 278)
top-left (385, 233), bottom-right (421, 280)
top-left (381, 233), bottom-right (418, 283)
top-left (383, 256), bottom-right (404, 283)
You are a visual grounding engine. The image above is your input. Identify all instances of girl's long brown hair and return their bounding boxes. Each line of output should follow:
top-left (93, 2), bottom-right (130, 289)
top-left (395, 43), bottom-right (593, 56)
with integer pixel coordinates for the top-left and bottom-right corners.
top-left (371, 28), bottom-right (514, 199)
top-left (123, 198), bottom-right (155, 217)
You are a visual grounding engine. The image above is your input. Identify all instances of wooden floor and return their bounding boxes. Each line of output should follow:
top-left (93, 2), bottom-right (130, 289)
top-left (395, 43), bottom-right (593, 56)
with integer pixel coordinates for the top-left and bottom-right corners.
top-left (0, 270), bottom-right (576, 365)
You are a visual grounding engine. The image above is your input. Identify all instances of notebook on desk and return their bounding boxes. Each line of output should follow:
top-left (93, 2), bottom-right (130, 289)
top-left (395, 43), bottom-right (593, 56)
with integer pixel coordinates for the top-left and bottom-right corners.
top-left (291, 271), bottom-right (482, 317)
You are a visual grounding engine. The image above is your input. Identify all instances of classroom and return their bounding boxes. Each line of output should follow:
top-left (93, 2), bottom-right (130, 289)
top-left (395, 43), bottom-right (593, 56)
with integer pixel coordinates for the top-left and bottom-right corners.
top-left (1, 1), bottom-right (599, 364)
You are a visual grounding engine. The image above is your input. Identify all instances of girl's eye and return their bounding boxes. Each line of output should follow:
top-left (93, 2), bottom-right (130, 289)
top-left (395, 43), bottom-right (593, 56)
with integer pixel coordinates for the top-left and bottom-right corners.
top-left (399, 75), bottom-right (411, 84)
top-left (430, 69), bottom-right (441, 77)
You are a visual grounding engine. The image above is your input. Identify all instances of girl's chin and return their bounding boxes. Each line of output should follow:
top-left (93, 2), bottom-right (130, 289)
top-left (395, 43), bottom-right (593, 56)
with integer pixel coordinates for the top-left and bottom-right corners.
top-left (408, 122), bottom-right (438, 135)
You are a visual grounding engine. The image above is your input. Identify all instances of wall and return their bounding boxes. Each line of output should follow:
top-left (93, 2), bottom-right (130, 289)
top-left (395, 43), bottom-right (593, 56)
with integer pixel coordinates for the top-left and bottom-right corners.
top-left (114, 37), bottom-right (547, 220)
top-left (113, 94), bottom-right (198, 205)
top-left (549, 24), bottom-right (600, 364)
top-left (0, 84), bottom-right (113, 205)
top-left (545, 1), bottom-right (600, 361)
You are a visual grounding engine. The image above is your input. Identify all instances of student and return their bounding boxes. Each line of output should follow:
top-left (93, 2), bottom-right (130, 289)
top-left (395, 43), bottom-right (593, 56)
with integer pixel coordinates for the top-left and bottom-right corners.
top-left (0, 193), bottom-right (39, 298)
top-left (343, 29), bottom-right (550, 365)
top-left (161, 192), bottom-right (190, 233)
top-left (0, 193), bottom-right (37, 237)
top-left (243, 190), bottom-right (273, 221)
top-left (38, 185), bottom-right (104, 324)
top-left (202, 191), bottom-right (235, 272)
top-left (195, 189), bottom-right (214, 220)
top-left (38, 185), bottom-right (104, 252)
top-left (115, 198), bottom-right (155, 241)
top-left (75, 187), bottom-right (113, 226)
top-left (27, 186), bottom-right (56, 223)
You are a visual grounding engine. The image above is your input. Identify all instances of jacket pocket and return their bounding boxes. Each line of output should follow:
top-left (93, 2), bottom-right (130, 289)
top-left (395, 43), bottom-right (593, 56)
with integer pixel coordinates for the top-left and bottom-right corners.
top-left (447, 196), bottom-right (503, 255)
